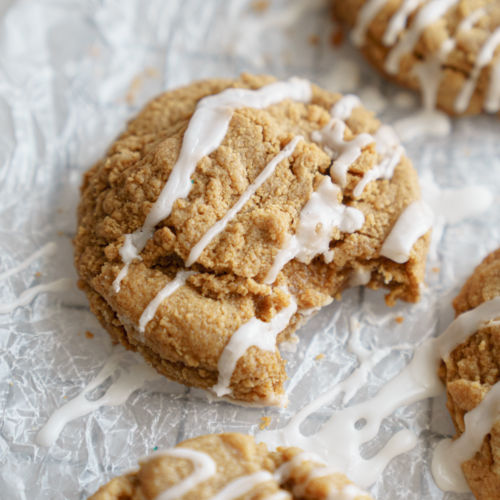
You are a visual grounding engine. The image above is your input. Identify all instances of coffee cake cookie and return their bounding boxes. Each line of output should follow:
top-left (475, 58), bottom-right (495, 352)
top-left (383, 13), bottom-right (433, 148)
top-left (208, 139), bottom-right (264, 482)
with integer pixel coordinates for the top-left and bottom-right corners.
top-left (333, 0), bottom-right (500, 116)
top-left (437, 249), bottom-right (500, 498)
top-left (88, 433), bottom-right (372, 500)
top-left (75, 73), bottom-right (431, 405)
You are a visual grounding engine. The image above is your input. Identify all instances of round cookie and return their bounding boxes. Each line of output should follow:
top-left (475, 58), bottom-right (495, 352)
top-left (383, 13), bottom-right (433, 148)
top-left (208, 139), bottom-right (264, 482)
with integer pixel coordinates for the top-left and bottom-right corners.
top-left (87, 432), bottom-right (373, 500)
top-left (439, 248), bottom-right (500, 498)
top-left (333, 0), bottom-right (500, 116)
top-left (75, 73), bottom-right (430, 405)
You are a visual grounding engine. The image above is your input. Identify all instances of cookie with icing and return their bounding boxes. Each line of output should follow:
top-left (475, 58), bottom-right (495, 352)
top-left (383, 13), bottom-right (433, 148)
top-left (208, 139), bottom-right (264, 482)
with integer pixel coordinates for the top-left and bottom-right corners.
top-left (333, 0), bottom-right (500, 116)
top-left (437, 248), bottom-right (500, 498)
top-left (87, 433), bottom-right (373, 500)
top-left (75, 73), bottom-right (431, 405)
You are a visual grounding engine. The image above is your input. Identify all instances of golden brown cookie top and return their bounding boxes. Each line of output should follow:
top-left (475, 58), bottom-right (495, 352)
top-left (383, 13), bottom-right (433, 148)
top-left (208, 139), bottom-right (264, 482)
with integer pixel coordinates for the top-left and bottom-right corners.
top-left (88, 433), bottom-right (373, 500)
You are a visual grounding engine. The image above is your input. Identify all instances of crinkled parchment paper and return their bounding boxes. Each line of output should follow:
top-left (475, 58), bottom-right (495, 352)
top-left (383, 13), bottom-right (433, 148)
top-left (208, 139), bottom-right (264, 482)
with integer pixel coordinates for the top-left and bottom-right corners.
top-left (1, 0), bottom-right (500, 498)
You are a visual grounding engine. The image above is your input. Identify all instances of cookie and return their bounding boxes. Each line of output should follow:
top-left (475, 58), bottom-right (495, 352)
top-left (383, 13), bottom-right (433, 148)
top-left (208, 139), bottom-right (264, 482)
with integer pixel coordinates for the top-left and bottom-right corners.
top-left (75, 73), bottom-right (431, 405)
top-left (438, 248), bottom-right (500, 498)
top-left (87, 432), bottom-right (373, 500)
top-left (333, 0), bottom-right (500, 116)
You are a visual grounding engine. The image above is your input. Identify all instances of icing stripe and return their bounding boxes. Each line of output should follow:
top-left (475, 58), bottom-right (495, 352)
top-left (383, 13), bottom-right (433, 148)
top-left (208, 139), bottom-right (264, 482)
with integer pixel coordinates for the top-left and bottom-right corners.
top-left (352, 0), bottom-right (391, 47)
top-left (185, 136), bottom-right (303, 267)
top-left (331, 94), bottom-right (362, 120)
top-left (212, 293), bottom-right (297, 397)
top-left (385, 0), bottom-right (460, 75)
top-left (380, 200), bottom-right (434, 263)
top-left (454, 26), bottom-right (500, 114)
top-left (264, 176), bottom-right (365, 284)
top-left (208, 471), bottom-right (274, 500)
top-left (113, 78), bottom-right (312, 292)
top-left (383, 0), bottom-right (421, 46)
top-left (311, 118), bottom-right (374, 188)
top-left (274, 452), bottom-right (326, 483)
top-left (139, 448), bottom-right (217, 500)
top-left (432, 381), bottom-right (500, 492)
top-left (138, 270), bottom-right (197, 337)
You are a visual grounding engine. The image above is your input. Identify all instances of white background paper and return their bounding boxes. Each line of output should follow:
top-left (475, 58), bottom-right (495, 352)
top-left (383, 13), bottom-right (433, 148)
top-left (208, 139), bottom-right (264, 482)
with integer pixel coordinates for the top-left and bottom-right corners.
top-left (1, 0), bottom-right (500, 498)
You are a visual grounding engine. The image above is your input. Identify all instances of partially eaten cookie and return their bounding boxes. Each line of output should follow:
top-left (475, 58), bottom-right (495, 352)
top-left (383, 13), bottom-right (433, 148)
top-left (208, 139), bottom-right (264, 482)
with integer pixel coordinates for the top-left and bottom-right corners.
top-left (75, 73), bottom-right (431, 405)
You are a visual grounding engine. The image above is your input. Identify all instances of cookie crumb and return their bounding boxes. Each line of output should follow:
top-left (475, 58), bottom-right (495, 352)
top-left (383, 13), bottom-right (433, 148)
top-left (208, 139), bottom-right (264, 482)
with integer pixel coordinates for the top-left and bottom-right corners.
top-left (260, 417), bottom-right (272, 430)
top-left (309, 34), bottom-right (320, 46)
top-left (479, 340), bottom-right (486, 351)
top-left (330, 29), bottom-right (344, 47)
top-left (57, 207), bottom-right (63, 213)
top-left (395, 316), bottom-right (405, 324)
top-left (432, 267), bottom-right (440, 273)
top-left (145, 66), bottom-right (160, 78)
top-left (251, 0), bottom-right (269, 12)
top-left (315, 353), bottom-right (325, 361)
top-left (126, 75), bottom-right (143, 104)
top-left (57, 231), bottom-right (64, 236)
top-left (35, 272), bottom-right (42, 278)
top-left (85, 331), bottom-right (94, 339)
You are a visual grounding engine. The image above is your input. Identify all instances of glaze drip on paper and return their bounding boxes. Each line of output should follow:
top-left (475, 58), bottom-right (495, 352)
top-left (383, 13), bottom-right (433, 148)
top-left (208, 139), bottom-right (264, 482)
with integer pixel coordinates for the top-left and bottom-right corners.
top-left (36, 354), bottom-right (160, 447)
top-left (257, 296), bottom-right (500, 490)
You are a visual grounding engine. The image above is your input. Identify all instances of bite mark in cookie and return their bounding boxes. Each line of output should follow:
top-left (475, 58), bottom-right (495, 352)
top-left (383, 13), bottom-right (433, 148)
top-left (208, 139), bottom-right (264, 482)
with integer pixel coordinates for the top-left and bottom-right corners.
top-left (334, 0), bottom-right (500, 117)
top-left (75, 73), bottom-right (431, 405)
top-left (87, 433), bottom-right (373, 500)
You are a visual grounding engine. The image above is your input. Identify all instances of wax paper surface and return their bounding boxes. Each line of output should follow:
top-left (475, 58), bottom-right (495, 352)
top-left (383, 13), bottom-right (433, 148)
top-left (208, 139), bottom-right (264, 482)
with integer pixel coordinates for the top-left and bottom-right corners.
top-left (1, 0), bottom-right (500, 498)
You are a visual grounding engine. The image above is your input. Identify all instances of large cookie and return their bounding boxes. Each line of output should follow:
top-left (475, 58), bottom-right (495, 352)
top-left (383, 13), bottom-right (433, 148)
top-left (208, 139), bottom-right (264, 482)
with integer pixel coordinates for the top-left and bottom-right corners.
top-left (75, 73), bottom-right (431, 405)
top-left (333, 0), bottom-right (500, 116)
top-left (88, 432), bottom-right (373, 500)
top-left (439, 249), bottom-right (500, 498)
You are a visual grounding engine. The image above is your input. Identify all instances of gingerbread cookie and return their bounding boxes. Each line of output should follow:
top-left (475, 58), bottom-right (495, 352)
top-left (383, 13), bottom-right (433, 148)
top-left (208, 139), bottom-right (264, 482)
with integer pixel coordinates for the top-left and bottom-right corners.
top-left (333, 0), bottom-right (500, 116)
top-left (88, 433), bottom-right (372, 500)
top-left (75, 73), bottom-right (431, 405)
top-left (437, 248), bottom-right (500, 498)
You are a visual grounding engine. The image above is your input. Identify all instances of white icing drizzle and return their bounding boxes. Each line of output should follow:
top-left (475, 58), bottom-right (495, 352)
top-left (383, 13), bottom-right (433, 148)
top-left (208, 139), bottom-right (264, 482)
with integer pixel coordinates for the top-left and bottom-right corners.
top-left (264, 176), bottom-right (365, 284)
top-left (0, 242), bottom-right (57, 282)
top-left (348, 269), bottom-right (372, 288)
top-left (0, 278), bottom-right (73, 314)
top-left (432, 381), bottom-right (500, 493)
top-left (112, 78), bottom-right (312, 293)
top-left (36, 354), bottom-right (160, 447)
top-left (208, 471), bottom-right (274, 500)
top-left (351, 0), bottom-right (390, 47)
top-left (383, 0), bottom-right (421, 46)
top-left (419, 169), bottom-right (493, 260)
top-left (457, 7), bottom-right (487, 32)
top-left (257, 295), bottom-right (500, 489)
top-left (212, 293), bottom-right (298, 397)
top-left (138, 270), bottom-right (197, 337)
top-left (185, 136), bottom-right (303, 267)
top-left (455, 26), bottom-right (500, 113)
top-left (485, 59), bottom-right (500, 113)
top-left (380, 201), bottom-right (434, 264)
top-left (331, 95), bottom-right (362, 120)
top-left (139, 448), bottom-right (217, 500)
top-left (265, 492), bottom-right (292, 500)
top-left (385, 0), bottom-right (460, 75)
top-left (274, 452), bottom-right (326, 483)
top-left (311, 119), bottom-right (374, 188)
